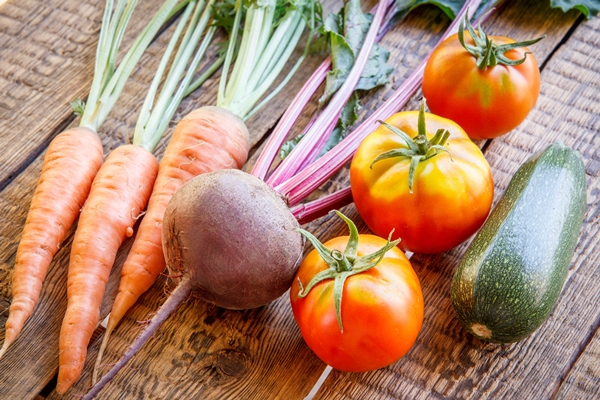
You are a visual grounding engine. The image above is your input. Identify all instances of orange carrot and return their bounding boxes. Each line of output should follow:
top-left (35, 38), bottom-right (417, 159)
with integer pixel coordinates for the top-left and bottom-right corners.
top-left (0, 0), bottom-right (187, 359)
top-left (0, 127), bottom-right (103, 359)
top-left (92, 106), bottom-right (249, 381)
top-left (56, 144), bottom-right (158, 394)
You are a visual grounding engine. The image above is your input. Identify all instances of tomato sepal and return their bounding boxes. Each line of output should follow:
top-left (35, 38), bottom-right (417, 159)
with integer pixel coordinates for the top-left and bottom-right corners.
top-left (297, 210), bottom-right (400, 332)
top-left (459, 12), bottom-right (545, 69)
top-left (371, 101), bottom-right (453, 193)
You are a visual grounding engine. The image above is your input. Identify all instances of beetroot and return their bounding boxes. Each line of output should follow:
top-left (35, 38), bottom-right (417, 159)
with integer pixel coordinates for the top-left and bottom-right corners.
top-left (163, 169), bottom-right (304, 309)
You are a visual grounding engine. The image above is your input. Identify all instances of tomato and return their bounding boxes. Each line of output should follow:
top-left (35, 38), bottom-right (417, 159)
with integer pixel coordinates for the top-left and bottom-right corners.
top-left (422, 18), bottom-right (542, 139)
top-left (290, 212), bottom-right (423, 372)
top-left (350, 105), bottom-right (494, 254)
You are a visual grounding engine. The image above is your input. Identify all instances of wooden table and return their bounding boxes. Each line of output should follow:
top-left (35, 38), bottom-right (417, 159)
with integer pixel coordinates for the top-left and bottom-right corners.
top-left (0, 0), bottom-right (598, 398)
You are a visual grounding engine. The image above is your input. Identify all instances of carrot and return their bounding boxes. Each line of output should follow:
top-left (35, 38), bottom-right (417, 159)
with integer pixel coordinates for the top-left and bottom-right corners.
top-left (0, 0), bottom-right (186, 358)
top-left (0, 128), bottom-right (103, 359)
top-left (56, 144), bottom-right (158, 394)
top-left (89, 0), bottom-right (317, 391)
top-left (93, 106), bottom-right (249, 381)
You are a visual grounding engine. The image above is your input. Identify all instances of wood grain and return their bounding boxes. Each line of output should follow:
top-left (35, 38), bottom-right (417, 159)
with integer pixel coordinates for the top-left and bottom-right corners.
top-left (0, 0), bottom-right (595, 399)
top-left (0, 1), bottom-right (327, 398)
top-left (555, 326), bottom-right (600, 399)
top-left (315, 2), bottom-right (600, 400)
top-left (0, 0), bottom-right (175, 191)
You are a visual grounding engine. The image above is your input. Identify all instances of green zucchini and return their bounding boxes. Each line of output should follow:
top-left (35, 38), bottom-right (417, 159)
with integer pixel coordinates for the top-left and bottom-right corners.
top-left (451, 142), bottom-right (586, 343)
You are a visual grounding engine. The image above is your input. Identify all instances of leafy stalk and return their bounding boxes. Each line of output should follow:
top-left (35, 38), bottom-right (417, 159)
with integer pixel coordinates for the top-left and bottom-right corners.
top-left (134, 0), bottom-right (199, 148)
top-left (250, 56), bottom-right (331, 180)
top-left (250, 0), bottom-right (402, 181)
top-left (184, 55), bottom-right (225, 97)
top-left (217, 0), bottom-right (318, 120)
top-left (80, 0), bottom-right (137, 129)
top-left (266, 0), bottom-right (391, 187)
top-left (217, 0), bottom-right (244, 107)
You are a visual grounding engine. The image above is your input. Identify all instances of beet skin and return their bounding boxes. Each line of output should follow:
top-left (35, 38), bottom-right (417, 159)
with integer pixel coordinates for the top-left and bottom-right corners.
top-left (162, 169), bottom-right (304, 309)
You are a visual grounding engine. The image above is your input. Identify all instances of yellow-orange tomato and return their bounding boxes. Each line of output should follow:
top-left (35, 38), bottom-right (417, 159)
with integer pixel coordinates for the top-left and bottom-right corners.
top-left (290, 234), bottom-right (423, 372)
top-left (350, 111), bottom-right (494, 254)
top-left (423, 32), bottom-right (541, 140)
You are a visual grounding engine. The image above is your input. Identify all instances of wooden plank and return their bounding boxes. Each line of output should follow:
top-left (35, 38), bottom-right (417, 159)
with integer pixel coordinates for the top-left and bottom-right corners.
top-left (38, 4), bottom-right (475, 400)
top-left (555, 325), bottom-right (600, 399)
top-left (0, 0), bottom-right (174, 191)
top-left (315, 3), bottom-right (600, 400)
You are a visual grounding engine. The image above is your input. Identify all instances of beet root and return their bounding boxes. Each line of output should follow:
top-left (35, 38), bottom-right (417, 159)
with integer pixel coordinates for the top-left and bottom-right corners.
top-left (162, 169), bottom-right (304, 309)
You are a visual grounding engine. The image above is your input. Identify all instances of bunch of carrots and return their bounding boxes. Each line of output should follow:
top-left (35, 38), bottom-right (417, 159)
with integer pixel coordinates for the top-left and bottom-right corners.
top-left (0, 0), bottom-right (318, 394)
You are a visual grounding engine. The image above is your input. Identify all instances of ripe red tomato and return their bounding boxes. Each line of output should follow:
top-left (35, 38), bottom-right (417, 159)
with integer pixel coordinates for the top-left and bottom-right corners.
top-left (290, 214), bottom-right (423, 372)
top-left (350, 107), bottom-right (494, 254)
top-left (422, 20), bottom-right (542, 139)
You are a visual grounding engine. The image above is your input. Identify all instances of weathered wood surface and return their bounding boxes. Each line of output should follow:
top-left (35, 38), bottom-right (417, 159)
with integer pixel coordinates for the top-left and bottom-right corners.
top-left (0, 0), bottom-right (598, 399)
top-left (0, 0), bottom-right (328, 397)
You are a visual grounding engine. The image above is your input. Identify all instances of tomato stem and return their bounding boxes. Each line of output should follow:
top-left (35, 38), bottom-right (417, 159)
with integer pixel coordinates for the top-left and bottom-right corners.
top-left (332, 250), bottom-right (353, 272)
top-left (296, 211), bottom-right (400, 332)
top-left (415, 135), bottom-right (429, 154)
top-left (371, 100), bottom-right (452, 193)
top-left (458, 11), bottom-right (545, 70)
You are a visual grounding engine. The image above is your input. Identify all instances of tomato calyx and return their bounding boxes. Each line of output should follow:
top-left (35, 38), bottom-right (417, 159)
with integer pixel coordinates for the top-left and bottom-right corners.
top-left (371, 101), bottom-right (453, 193)
top-left (296, 211), bottom-right (400, 333)
top-left (458, 12), bottom-right (545, 69)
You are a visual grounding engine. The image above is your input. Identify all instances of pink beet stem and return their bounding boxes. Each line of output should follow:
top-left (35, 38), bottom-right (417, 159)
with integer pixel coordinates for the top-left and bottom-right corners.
top-left (252, 0), bottom-right (407, 184)
top-left (291, 186), bottom-right (353, 224)
top-left (251, 57), bottom-right (331, 181)
top-left (266, 0), bottom-right (390, 187)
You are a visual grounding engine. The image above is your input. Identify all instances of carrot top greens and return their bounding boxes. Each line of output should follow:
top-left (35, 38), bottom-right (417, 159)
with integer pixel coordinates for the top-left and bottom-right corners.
top-left (73, 0), bottom-right (192, 132)
top-left (216, 0), bottom-right (320, 120)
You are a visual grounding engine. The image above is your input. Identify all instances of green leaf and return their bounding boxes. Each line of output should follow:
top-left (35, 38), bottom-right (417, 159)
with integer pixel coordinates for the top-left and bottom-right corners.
top-left (410, 0), bottom-right (507, 20)
top-left (319, 93), bottom-right (360, 155)
top-left (318, 0), bottom-right (393, 105)
top-left (70, 98), bottom-right (86, 117)
top-left (211, 0), bottom-right (239, 35)
top-left (551, 0), bottom-right (600, 18)
top-left (280, 134), bottom-right (304, 159)
top-left (412, 0), bottom-right (464, 19)
top-left (342, 0), bottom-right (371, 54)
top-left (355, 44), bottom-right (393, 91)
